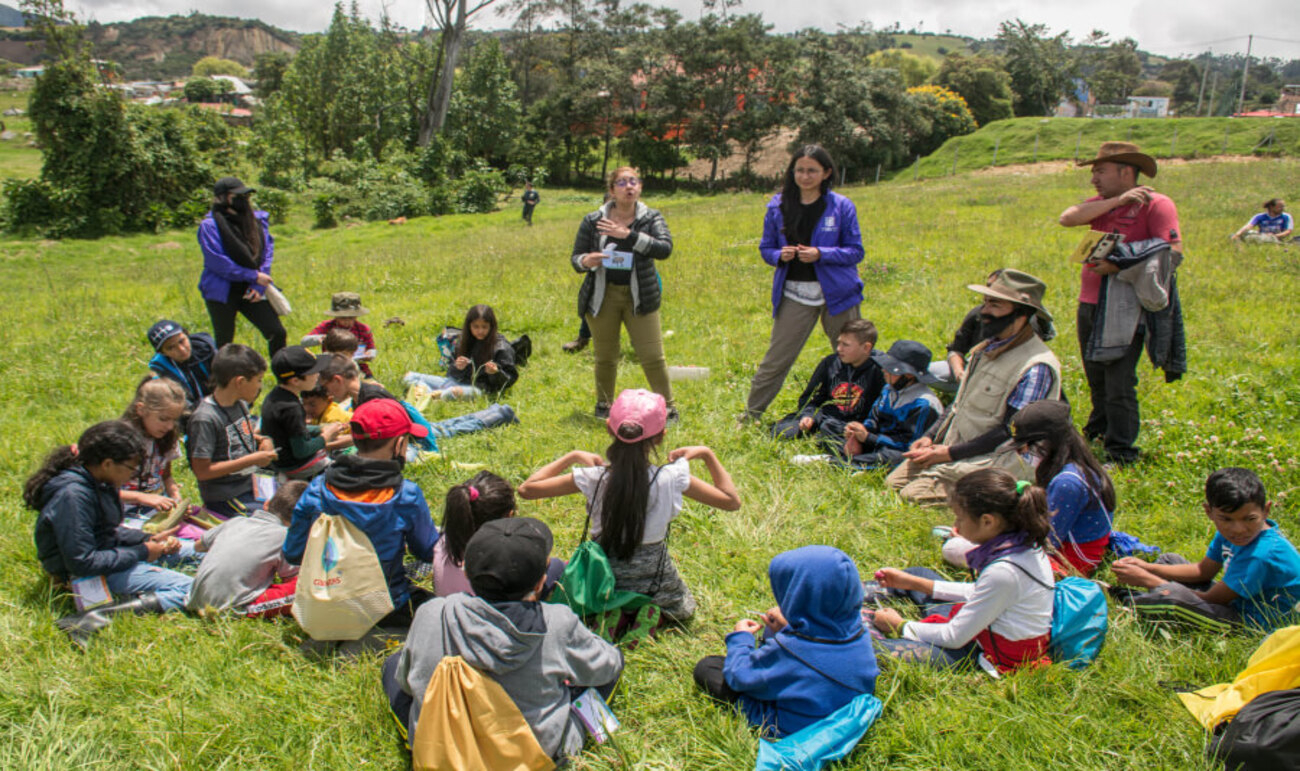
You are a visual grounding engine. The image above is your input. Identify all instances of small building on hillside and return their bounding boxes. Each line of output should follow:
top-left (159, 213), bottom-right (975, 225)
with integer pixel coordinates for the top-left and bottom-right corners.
top-left (15, 66), bottom-right (43, 79)
top-left (1124, 96), bottom-right (1169, 118)
top-left (1279, 86), bottom-right (1300, 116)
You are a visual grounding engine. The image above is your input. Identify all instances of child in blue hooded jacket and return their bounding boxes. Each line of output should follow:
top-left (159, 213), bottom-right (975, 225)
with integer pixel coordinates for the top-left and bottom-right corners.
top-left (693, 546), bottom-right (878, 737)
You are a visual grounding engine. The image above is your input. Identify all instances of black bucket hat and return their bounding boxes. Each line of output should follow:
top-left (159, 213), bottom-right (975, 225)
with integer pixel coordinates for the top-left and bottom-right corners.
top-left (872, 340), bottom-right (939, 384)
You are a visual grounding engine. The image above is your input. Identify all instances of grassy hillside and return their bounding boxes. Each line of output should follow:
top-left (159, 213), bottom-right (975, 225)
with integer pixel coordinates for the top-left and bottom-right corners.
top-left (906, 116), bottom-right (1300, 180)
top-left (1, 160), bottom-right (1298, 768)
top-left (889, 33), bottom-right (973, 61)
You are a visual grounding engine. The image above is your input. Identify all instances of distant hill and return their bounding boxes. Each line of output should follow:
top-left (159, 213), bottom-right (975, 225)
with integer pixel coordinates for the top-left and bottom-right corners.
top-left (87, 14), bottom-right (301, 80)
top-left (0, 3), bottom-right (26, 28)
top-left (0, 11), bottom-right (301, 79)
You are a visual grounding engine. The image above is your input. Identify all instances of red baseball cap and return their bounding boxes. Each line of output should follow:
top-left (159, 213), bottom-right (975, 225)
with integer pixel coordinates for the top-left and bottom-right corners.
top-left (350, 398), bottom-right (429, 440)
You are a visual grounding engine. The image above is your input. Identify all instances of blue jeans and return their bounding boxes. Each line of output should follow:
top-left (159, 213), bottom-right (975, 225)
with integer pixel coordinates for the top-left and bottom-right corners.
top-left (428, 403), bottom-right (518, 439)
top-left (870, 567), bottom-right (982, 670)
top-left (402, 372), bottom-right (482, 401)
top-left (105, 560), bottom-right (194, 611)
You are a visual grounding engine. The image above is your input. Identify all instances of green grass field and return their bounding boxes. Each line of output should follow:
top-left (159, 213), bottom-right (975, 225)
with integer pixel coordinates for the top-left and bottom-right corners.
top-left (1, 157), bottom-right (1299, 769)
top-left (908, 116), bottom-right (1300, 181)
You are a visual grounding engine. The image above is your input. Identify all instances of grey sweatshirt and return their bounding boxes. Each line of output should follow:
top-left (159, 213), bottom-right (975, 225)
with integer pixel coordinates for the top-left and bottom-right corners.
top-left (394, 593), bottom-right (624, 760)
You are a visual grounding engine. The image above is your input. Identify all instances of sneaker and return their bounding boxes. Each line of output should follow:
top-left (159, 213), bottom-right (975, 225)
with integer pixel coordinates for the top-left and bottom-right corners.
top-left (790, 454), bottom-right (831, 466)
top-left (594, 402), bottom-right (611, 419)
top-left (563, 337), bottom-right (590, 353)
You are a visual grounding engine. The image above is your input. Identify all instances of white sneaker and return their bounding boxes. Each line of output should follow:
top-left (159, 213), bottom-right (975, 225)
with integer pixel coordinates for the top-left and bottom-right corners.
top-left (790, 454), bottom-right (832, 466)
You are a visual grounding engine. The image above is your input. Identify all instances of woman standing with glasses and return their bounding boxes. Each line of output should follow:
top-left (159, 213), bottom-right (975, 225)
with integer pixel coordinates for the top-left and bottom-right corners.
top-left (742, 145), bottom-right (864, 423)
top-left (571, 167), bottom-right (677, 421)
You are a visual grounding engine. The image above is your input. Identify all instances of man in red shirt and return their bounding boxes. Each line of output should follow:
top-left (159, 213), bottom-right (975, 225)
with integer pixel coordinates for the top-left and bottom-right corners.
top-left (1059, 142), bottom-right (1181, 465)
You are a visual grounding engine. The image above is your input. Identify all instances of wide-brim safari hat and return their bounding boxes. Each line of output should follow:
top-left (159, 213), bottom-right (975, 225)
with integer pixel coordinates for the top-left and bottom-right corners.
top-left (967, 268), bottom-right (1053, 323)
top-left (1077, 141), bottom-right (1157, 179)
top-left (325, 291), bottom-right (369, 317)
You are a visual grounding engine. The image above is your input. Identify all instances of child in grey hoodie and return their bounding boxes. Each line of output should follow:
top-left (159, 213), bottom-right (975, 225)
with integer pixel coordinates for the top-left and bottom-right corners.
top-left (382, 517), bottom-right (623, 762)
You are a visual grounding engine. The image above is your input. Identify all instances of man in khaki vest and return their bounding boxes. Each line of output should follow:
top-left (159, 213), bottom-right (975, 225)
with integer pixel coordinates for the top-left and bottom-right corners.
top-left (887, 270), bottom-right (1061, 506)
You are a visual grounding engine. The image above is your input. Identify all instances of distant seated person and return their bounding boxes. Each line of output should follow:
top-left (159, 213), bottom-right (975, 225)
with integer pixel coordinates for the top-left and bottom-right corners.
top-left (940, 399), bottom-right (1115, 577)
top-left (928, 270), bottom-right (1056, 393)
top-left (186, 480), bottom-right (308, 618)
top-left (887, 270), bottom-right (1061, 507)
top-left (146, 319), bottom-right (216, 415)
top-left (1112, 467), bottom-right (1300, 632)
top-left (693, 546), bottom-right (877, 738)
top-left (770, 319), bottom-right (884, 446)
top-left (381, 517), bottom-right (623, 765)
top-left (403, 304), bottom-right (519, 403)
top-left (798, 340), bottom-right (941, 470)
top-left (1231, 198), bottom-right (1292, 244)
top-left (302, 292), bottom-right (376, 377)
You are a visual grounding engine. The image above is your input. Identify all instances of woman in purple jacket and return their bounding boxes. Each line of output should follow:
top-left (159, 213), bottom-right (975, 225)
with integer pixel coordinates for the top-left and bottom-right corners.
top-left (197, 177), bottom-right (286, 356)
top-left (743, 146), bottom-right (865, 422)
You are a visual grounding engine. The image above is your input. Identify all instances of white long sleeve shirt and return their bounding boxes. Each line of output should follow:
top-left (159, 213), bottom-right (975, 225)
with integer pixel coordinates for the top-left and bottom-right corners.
top-left (902, 548), bottom-right (1053, 648)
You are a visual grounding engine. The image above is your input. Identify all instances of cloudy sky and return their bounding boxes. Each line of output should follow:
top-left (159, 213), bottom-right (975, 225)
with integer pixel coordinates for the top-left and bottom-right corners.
top-left (67, 0), bottom-right (1300, 61)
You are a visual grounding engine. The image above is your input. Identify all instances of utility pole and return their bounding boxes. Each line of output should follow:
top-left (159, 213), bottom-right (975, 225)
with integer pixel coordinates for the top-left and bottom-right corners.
top-left (1236, 35), bottom-right (1253, 116)
top-left (1195, 49), bottom-right (1210, 117)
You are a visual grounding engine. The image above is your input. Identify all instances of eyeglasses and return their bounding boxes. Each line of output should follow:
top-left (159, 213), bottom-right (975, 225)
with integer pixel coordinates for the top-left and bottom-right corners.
top-left (116, 459), bottom-right (143, 475)
top-left (614, 177), bottom-right (641, 188)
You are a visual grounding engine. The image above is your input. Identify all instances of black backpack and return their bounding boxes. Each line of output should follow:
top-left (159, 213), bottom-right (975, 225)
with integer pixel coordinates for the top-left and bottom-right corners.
top-left (1210, 688), bottom-right (1300, 770)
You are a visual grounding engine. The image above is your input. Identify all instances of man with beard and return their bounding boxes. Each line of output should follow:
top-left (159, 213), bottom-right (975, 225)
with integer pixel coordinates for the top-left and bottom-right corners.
top-left (886, 270), bottom-right (1060, 507)
top-left (1059, 142), bottom-right (1181, 465)
top-left (197, 177), bottom-right (287, 357)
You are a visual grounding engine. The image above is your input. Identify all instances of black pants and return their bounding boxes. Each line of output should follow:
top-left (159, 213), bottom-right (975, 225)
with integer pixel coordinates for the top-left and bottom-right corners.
top-left (693, 655), bottom-right (741, 704)
top-left (206, 293), bottom-right (287, 358)
top-left (1076, 302), bottom-right (1143, 463)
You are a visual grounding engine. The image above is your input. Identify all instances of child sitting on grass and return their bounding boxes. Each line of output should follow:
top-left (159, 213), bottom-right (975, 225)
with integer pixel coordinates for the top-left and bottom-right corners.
top-left (261, 346), bottom-right (344, 480)
top-left (869, 468), bottom-right (1055, 673)
top-left (801, 340), bottom-right (942, 469)
top-left (940, 399), bottom-right (1115, 577)
top-left (301, 384), bottom-right (352, 428)
top-left (1112, 467), bottom-right (1300, 632)
top-left (27, 421), bottom-right (193, 642)
top-left (283, 398), bottom-right (440, 628)
top-left (119, 377), bottom-right (187, 528)
top-left (304, 292), bottom-right (376, 376)
top-left (404, 304), bottom-right (519, 402)
top-left (518, 389), bottom-right (741, 623)
top-left (432, 471), bottom-right (565, 598)
top-left (770, 319), bottom-right (884, 446)
top-left (382, 517), bottom-right (623, 764)
top-left (693, 546), bottom-right (878, 737)
top-left (187, 480), bottom-right (307, 618)
top-left (146, 319), bottom-right (216, 414)
top-left (320, 327), bottom-right (377, 379)
top-left (187, 344), bottom-right (278, 518)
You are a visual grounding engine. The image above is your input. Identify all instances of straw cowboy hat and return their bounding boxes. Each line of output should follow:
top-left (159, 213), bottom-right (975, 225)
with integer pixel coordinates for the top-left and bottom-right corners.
top-left (967, 268), bottom-right (1053, 323)
top-left (1077, 141), bottom-right (1157, 179)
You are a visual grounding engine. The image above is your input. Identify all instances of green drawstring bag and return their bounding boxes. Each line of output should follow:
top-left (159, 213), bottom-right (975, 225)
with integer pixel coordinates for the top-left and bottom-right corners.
top-left (551, 538), bottom-right (652, 620)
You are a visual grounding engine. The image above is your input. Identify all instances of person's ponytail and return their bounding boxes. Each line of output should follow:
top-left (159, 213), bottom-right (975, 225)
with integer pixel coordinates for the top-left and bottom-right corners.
top-left (596, 427), bottom-right (657, 561)
top-left (441, 470), bottom-right (515, 565)
top-left (952, 469), bottom-right (1052, 548)
top-left (23, 421), bottom-right (145, 510)
top-left (1014, 483), bottom-right (1053, 548)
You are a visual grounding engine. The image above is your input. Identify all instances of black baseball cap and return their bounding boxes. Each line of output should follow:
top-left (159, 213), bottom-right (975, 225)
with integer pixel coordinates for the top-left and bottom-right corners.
top-left (271, 346), bottom-right (331, 381)
top-left (465, 518), bottom-right (553, 602)
top-left (1011, 399), bottom-right (1073, 446)
top-left (213, 176), bottom-right (254, 197)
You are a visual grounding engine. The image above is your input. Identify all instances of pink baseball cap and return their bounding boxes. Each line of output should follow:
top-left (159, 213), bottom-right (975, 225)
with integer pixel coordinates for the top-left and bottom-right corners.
top-left (607, 388), bottom-right (666, 441)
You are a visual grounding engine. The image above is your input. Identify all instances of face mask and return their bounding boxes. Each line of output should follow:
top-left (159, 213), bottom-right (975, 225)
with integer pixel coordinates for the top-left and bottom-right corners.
top-left (979, 311), bottom-right (1017, 339)
top-left (1020, 451), bottom-right (1042, 469)
top-left (230, 196), bottom-right (250, 214)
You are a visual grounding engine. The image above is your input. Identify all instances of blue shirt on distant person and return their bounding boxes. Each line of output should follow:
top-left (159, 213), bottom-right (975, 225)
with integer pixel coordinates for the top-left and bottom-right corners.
top-left (1206, 522), bottom-right (1300, 630)
top-left (1249, 212), bottom-right (1293, 235)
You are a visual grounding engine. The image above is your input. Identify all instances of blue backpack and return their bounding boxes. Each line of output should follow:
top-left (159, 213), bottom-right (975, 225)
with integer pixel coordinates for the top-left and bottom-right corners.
top-left (1004, 562), bottom-right (1109, 669)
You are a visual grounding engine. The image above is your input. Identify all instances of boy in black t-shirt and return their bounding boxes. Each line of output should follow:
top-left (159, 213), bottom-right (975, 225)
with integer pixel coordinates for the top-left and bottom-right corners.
top-left (263, 347), bottom-right (342, 480)
top-left (188, 344), bottom-right (279, 517)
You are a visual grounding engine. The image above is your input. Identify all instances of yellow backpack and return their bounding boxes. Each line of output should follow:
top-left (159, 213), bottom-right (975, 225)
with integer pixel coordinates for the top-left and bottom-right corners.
top-left (292, 513), bottom-right (395, 641)
top-left (1180, 625), bottom-right (1300, 729)
top-left (411, 656), bottom-right (555, 771)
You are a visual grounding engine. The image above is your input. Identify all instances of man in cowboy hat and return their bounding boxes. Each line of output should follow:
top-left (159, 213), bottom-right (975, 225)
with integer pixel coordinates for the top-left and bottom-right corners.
top-left (1059, 142), bottom-right (1182, 465)
top-left (886, 270), bottom-right (1061, 507)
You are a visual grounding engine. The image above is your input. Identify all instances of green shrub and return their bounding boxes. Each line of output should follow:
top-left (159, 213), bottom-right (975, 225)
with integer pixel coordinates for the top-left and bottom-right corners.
top-left (255, 188), bottom-right (291, 225)
top-left (454, 164), bottom-right (506, 214)
top-left (312, 189), bottom-right (340, 229)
